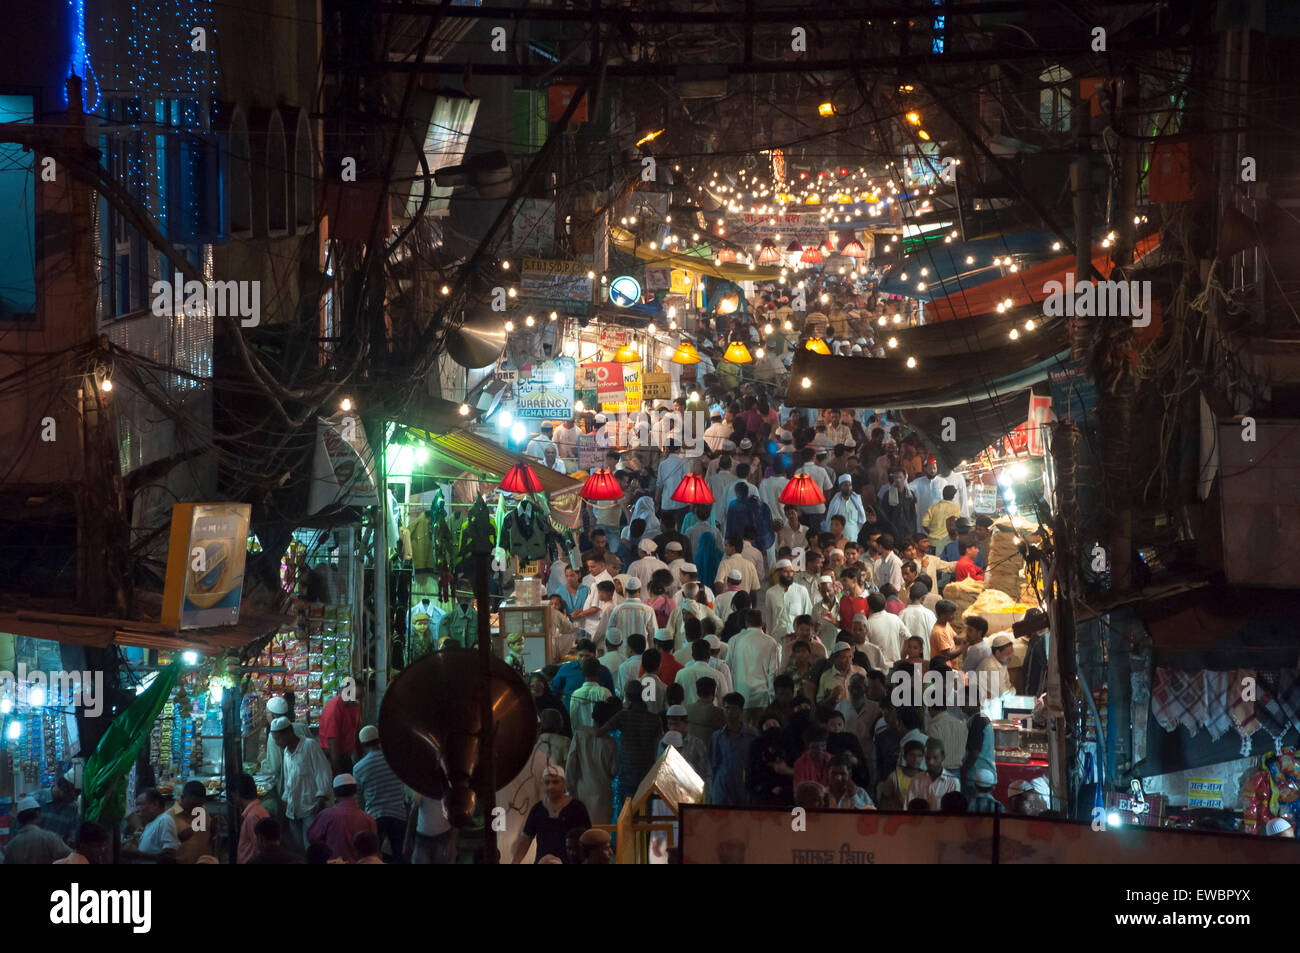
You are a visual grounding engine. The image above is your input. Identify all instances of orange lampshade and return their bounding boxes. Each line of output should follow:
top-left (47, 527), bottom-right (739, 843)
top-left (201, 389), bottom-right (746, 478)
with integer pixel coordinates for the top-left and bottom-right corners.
top-left (613, 342), bottom-right (641, 363)
top-left (804, 337), bottom-right (831, 355)
top-left (757, 239), bottom-right (781, 264)
top-left (672, 472), bottom-right (714, 505)
top-left (500, 463), bottom-right (543, 494)
top-left (717, 247), bottom-right (739, 263)
top-left (800, 245), bottom-right (823, 264)
top-left (723, 340), bottom-right (753, 364)
top-left (670, 340), bottom-right (701, 364)
top-left (779, 473), bottom-right (825, 506)
top-left (579, 468), bottom-right (623, 501)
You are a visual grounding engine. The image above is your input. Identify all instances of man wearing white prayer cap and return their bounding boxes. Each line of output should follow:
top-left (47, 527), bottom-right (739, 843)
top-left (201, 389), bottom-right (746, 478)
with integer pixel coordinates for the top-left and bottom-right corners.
top-left (764, 557), bottom-right (813, 641)
top-left (628, 537), bottom-right (669, 590)
top-left (261, 694), bottom-right (310, 802)
top-left (4, 796), bottom-right (72, 864)
top-left (270, 715), bottom-right (333, 852)
top-left (672, 562), bottom-right (715, 607)
top-left (659, 706), bottom-right (710, 787)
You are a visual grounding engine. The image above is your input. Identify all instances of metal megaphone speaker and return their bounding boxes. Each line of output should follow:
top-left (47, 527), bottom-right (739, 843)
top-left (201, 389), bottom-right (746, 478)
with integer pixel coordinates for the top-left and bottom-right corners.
top-left (446, 313), bottom-right (508, 369)
top-left (378, 648), bottom-right (537, 828)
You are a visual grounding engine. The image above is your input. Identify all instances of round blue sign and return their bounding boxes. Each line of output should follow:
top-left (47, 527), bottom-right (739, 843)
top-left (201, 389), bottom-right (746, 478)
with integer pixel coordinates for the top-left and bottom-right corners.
top-left (608, 275), bottom-right (642, 308)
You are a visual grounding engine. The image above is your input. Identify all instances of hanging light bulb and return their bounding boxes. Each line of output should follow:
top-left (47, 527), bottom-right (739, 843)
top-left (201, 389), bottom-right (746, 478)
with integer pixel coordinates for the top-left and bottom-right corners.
top-left (458, 403), bottom-right (470, 416)
top-left (906, 356), bottom-right (917, 368)
top-left (887, 337), bottom-right (898, 348)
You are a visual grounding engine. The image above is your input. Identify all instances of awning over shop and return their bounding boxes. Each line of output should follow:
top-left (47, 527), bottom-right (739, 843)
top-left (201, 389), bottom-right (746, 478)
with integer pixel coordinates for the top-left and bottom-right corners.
top-left (784, 316), bottom-right (1068, 410)
top-left (900, 379), bottom-right (1052, 472)
top-left (876, 230), bottom-right (1059, 301)
top-left (400, 426), bottom-right (584, 497)
top-left (0, 607), bottom-right (291, 657)
top-left (609, 225), bottom-right (783, 282)
top-left (922, 233), bottom-right (1160, 322)
top-left (867, 310), bottom-right (1065, 360)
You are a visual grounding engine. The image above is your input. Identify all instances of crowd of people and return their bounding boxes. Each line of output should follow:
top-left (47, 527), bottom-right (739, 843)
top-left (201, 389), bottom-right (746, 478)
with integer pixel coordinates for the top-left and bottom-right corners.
top-left (504, 275), bottom-right (1055, 860)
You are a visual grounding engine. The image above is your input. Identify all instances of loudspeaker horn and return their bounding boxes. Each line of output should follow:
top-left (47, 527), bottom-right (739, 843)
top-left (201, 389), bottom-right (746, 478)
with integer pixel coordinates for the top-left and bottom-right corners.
top-left (446, 314), bottom-right (508, 369)
top-left (378, 648), bottom-right (537, 827)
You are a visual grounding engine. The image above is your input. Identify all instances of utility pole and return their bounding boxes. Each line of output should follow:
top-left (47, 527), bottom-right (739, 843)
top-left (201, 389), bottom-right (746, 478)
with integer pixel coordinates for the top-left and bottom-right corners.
top-left (65, 75), bottom-right (133, 619)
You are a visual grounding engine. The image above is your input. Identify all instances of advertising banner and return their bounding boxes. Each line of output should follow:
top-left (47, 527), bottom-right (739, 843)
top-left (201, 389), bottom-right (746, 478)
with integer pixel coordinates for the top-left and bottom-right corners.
top-left (582, 361), bottom-right (624, 404)
top-left (680, 806), bottom-right (995, 865)
top-left (307, 412), bottom-right (380, 514)
top-left (520, 257), bottom-right (592, 303)
top-left (578, 435), bottom-right (603, 471)
top-left (161, 503), bottom-right (253, 629)
top-left (515, 357), bottom-right (576, 419)
top-left (724, 211), bottom-right (827, 246)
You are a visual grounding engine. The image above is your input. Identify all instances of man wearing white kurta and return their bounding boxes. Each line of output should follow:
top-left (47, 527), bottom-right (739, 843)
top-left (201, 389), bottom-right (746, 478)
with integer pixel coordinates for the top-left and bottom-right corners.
top-left (909, 457), bottom-right (948, 533)
top-left (675, 640), bottom-right (733, 704)
top-left (727, 619), bottom-right (782, 719)
top-left (863, 593), bottom-right (906, 667)
top-left (628, 539), bottom-right (669, 590)
top-left (605, 577), bottom-right (657, 642)
top-left (823, 474), bottom-right (868, 539)
top-left (763, 559), bottom-right (813, 639)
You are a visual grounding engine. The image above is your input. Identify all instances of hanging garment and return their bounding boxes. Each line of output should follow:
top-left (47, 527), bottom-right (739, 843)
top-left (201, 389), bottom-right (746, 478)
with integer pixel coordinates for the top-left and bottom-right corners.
top-left (458, 497), bottom-right (497, 562)
top-left (1151, 668), bottom-right (1203, 735)
top-left (1230, 668), bottom-right (1260, 757)
top-left (409, 512), bottom-right (435, 571)
top-left (438, 603), bottom-right (478, 649)
top-left (1255, 671), bottom-right (1292, 751)
top-left (1130, 670), bottom-right (1150, 765)
top-left (502, 500), bottom-right (551, 561)
top-left (1201, 670), bottom-right (1233, 742)
top-left (1277, 670), bottom-right (1300, 735)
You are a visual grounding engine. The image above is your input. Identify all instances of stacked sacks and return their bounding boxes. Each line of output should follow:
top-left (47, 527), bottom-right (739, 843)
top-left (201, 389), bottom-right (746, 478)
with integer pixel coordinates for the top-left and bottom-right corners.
top-left (969, 587), bottom-right (1019, 634)
top-left (986, 522), bottom-right (1024, 600)
top-left (942, 576), bottom-right (985, 638)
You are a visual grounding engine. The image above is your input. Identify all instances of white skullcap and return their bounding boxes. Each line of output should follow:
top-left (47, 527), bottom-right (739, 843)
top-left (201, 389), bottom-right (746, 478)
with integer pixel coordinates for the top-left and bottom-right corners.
top-left (680, 563), bottom-right (697, 573)
top-left (774, 558), bottom-right (793, 570)
top-left (605, 626), bottom-right (624, 646)
top-left (270, 717), bottom-right (291, 732)
top-left (266, 696), bottom-right (289, 715)
top-left (624, 577), bottom-right (642, 591)
top-left (333, 773), bottom-right (356, 788)
top-left (662, 731), bottom-right (685, 748)
top-left (837, 473), bottom-right (853, 484)
top-left (727, 569), bottom-right (743, 581)
top-left (639, 539), bottom-right (657, 552)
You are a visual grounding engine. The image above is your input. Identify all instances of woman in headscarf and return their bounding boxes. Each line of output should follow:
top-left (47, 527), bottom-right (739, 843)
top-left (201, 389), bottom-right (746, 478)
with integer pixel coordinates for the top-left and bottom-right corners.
top-left (693, 530), bottom-right (724, 593)
top-left (623, 495), bottom-right (661, 541)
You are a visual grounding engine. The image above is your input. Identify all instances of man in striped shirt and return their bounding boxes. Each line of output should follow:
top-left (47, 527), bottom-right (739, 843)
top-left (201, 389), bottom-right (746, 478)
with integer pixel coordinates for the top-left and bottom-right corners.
top-left (352, 725), bottom-right (410, 862)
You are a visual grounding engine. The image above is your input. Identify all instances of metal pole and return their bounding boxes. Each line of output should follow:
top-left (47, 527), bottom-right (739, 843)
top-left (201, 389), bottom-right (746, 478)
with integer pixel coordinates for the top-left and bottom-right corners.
top-left (374, 425), bottom-right (390, 704)
top-left (474, 550), bottom-right (497, 863)
top-left (222, 674), bottom-right (241, 865)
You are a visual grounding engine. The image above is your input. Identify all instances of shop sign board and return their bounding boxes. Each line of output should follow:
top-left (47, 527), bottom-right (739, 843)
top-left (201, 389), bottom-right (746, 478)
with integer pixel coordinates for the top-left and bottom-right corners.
top-left (1026, 393), bottom-right (1052, 456)
top-left (641, 371), bottom-right (671, 400)
top-left (520, 258), bottom-right (592, 303)
top-left (598, 326), bottom-right (630, 349)
top-left (1187, 777), bottom-right (1225, 809)
top-left (645, 267), bottom-right (671, 290)
top-left (162, 503), bottom-right (253, 629)
top-left (578, 434), bottom-right (602, 470)
top-left (679, 806), bottom-right (994, 864)
top-left (608, 275), bottom-right (642, 307)
top-left (1049, 358), bottom-right (1098, 425)
top-left (724, 211), bottom-right (826, 246)
top-left (971, 483), bottom-right (999, 515)
top-left (515, 357), bottom-right (576, 419)
top-left (581, 361), bottom-right (624, 404)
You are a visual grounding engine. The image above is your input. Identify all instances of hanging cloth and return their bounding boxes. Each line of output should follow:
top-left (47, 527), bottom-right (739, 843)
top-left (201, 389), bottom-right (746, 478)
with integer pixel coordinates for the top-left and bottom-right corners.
top-left (1276, 669), bottom-right (1300, 736)
top-left (1255, 670), bottom-right (1292, 751)
top-left (1229, 668), bottom-right (1261, 757)
top-left (1150, 668), bottom-right (1202, 735)
top-left (459, 497), bottom-right (497, 563)
top-left (1201, 670), bottom-right (1233, 742)
top-left (409, 511), bottom-right (435, 571)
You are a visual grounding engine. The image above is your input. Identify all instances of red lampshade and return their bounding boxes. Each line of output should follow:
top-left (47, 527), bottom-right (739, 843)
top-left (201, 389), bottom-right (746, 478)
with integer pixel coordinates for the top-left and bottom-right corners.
top-left (800, 245), bottom-right (823, 264)
top-left (778, 473), bottom-right (826, 506)
top-left (579, 468), bottom-right (623, 501)
top-left (672, 472), bottom-right (714, 505)
top-left (500, 463), bottom-right (544, 494)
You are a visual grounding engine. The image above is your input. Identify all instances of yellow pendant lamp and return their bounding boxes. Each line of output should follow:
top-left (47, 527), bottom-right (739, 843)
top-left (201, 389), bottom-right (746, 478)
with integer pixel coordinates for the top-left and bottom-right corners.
top-left (613, 341), bottom-right (641, 363)
top-left (671, 340), bottom-right (701, 364)
top-left (723, 340), bottom-right (754, 363)
top-left (804, 337), bottom-right (831, 355)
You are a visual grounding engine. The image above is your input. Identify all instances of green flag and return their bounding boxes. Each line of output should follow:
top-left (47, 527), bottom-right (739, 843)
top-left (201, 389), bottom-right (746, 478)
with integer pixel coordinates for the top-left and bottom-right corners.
top-left (83, 661), bottom-right (182, 826)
